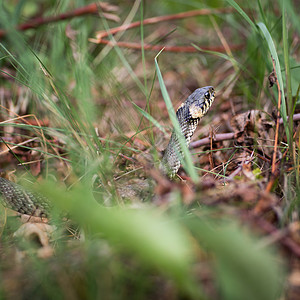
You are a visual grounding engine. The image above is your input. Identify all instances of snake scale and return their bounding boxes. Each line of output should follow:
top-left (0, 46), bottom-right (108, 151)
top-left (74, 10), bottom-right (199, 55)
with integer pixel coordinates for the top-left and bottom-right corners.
top-left (0, 86), bottom-right (215, 217)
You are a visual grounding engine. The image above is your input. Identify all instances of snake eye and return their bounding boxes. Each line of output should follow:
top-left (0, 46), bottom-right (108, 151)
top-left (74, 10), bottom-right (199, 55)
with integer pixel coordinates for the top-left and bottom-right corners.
top-left (204, 91), bottom-right (210, 99)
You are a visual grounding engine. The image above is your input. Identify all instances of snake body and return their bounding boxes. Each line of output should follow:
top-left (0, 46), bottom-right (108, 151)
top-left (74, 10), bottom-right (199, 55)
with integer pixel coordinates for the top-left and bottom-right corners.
top-left (0, 177), bottom-right (50, 217)
top-left (0, 86), bottom-right (215, 216)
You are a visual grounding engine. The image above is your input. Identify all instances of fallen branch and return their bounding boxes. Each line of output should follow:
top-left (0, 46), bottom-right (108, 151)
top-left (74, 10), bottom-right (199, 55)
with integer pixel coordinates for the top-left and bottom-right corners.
top-left (190, 132), bottom-right (234, 148)
top-left (0, 2), bottom-right (119, 39)
top-left (89, 39), bottom-right (244, 53)
top-left (93, 7), bottom-right (235, 41)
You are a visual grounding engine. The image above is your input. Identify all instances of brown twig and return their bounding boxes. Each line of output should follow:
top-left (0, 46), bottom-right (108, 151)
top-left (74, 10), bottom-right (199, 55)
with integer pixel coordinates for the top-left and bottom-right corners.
top-left (89, 38), bottom-right (244, 53)
top-left (271, 57), bottom-right (282, 174)
top-left (253, 58), bottom-right (284, 214)
top-left (0, 2), bottom-right (118, 39)
top-left (93, 7), bottom-right (235, 41)
top-left (190, 132), bottom-right (234, 148)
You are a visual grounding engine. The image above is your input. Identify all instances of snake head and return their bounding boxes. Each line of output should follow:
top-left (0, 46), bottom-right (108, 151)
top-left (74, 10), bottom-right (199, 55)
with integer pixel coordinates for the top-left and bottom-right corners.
top-left (187, 86), bottom-right (215, 119)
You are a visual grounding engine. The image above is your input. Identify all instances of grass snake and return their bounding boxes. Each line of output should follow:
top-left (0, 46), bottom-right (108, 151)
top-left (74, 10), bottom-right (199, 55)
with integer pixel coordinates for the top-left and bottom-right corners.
top-left (0, 86), bottom-right (215, 217)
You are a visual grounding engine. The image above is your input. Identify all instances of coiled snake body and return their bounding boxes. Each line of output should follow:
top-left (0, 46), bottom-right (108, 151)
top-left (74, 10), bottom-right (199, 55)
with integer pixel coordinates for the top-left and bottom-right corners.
top-left (0, 86), bottom-right (215, 217)
top-left (0, 177), bottom-right (50, 217)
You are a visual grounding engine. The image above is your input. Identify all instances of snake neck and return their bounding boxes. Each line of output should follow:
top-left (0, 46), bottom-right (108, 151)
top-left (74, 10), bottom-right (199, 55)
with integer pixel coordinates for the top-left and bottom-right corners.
top-left (160, 116), bottom-right (199, 177)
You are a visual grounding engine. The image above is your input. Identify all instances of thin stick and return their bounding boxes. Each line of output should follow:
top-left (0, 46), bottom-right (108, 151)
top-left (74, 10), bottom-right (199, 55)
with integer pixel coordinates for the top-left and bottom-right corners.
top-left (89, 38), bottom-right (244, 53)
top-left (271, 57), bottom-right (282, 174)
top-left (0, 137), bottom-right (39, 156)
top-left (94, 7), bottom-right (235, 40)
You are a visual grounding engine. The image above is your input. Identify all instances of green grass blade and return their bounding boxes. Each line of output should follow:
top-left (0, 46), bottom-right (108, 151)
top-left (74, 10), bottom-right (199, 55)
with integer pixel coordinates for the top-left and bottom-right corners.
top-left (140, 0), bottom-right (148, 95)
top-left (154, 50), bottom-right (199, 182)
top-left (192, 43), bottom-right (243, 73)
top-left (277, 0), bottom-right (300, 36)
top-left (282, 1), bottom-right (294, 153)
top-left (131, 102), bottom-right (166, 134)
top-left (226, 0), bottom-right (258, 33)
top-left (257, 0), bottom-right (268, 26)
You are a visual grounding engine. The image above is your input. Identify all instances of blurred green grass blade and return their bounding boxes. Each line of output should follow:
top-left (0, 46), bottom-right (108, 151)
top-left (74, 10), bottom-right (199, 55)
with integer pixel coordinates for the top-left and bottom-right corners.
top-left (131, 102), bottom-right (166, 134)
top-left (187, 217), bottom-right (284, 300)
top-left (97, 4), bottom-right (146, 96)
top-left (257, 0), bottom-right (267, 26)
top-left (0, 43), bottom-right (36, 89)
top-left (28, 46), bottom-right (53, 78)
top-left (112, 125), bottom-right (152, 164)
top-left (12, 0), bottom-right (27, 23)
top-left (192, 43), bottom-right (238, 64)
top-left (140, 0), bottom-right (148, 95)
top-left (257, 22), bottom-right (289, 141)
top-left (111, 40), bottom-right (146, 95)
top-left (282, 3), bottom-right (292, 103)
top-left (192, 44), bottom-right (264, 91)
top-left (195, 167), bottom-right (228, 179)
top-left (257, 22), bottom-right (286, 115)
top-left (39, 182), bottom-right (200, 298)
top-left (278, 0), bottom-right (300, 36)
top-left (282, 1), bottom-right (294, 152)
top-left (154, 50), bottom-right (198, 182)
top-left (0, 55), bottom-right (11, 61)
top-left (192, 43), bottom-right (243, 74)
top-left (0, 68), bottom-right (38, 91)
top-left (226, 0), bottom-right (258, 33)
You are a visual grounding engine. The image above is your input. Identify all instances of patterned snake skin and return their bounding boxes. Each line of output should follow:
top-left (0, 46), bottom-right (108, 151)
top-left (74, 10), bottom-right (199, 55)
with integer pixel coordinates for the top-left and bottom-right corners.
top-left (0, 86), bottom-right (215, 216)
top-left (0, 177), bottom-right (50, 217)
top-left (160, 86), bottom-right (215, 177)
